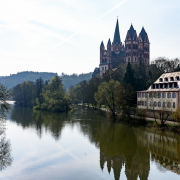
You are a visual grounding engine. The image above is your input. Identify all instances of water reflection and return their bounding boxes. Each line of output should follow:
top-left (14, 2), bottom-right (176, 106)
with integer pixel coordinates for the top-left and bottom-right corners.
top-left (0, 121), bottom-right (13, 171)
top-left (9, 106), bottom-right (180, 179)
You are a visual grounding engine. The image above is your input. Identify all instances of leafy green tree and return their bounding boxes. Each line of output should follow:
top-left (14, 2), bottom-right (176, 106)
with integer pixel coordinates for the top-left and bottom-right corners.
top-left (41, 76), bottom-right (71, 112)
top-left (0, 84), bottom-right (12, 119)
top-left (95, 80), bottom-right (120, 118)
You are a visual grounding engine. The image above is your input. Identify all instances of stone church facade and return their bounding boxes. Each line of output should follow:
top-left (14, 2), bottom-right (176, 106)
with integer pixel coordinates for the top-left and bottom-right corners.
top-left (99, 19), bottom-right (150, 76)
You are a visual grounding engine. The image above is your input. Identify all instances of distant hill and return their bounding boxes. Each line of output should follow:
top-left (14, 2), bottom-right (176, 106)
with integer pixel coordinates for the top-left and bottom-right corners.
top-left (61, 73), bottom-right (93, 90)
top-left (0, 71), bottom-right (93, 89)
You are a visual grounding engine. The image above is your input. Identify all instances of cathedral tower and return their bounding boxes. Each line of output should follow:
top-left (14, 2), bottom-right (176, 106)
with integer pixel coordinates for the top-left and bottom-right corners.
top-left (138, 27), bottom-right (150, 70)
top-left (125, 24), bottom-right (138, 65)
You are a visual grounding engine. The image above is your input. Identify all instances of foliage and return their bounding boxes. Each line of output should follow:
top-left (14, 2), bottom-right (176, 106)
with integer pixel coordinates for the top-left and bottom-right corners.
top-left (13, 76), bottom-right (71, 113)
top-left (172, 108), bottom-right (180, 126)
top-left (0, 84), bottom-right (12, 119)
top-left (41, 76), bottom-right (71, 112)
top-left (95, 80), bottom-right (121, 118)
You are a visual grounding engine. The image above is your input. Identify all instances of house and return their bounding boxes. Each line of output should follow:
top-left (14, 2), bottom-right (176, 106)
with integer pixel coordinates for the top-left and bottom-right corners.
top-left (137, 72), bottom-right (180, 112)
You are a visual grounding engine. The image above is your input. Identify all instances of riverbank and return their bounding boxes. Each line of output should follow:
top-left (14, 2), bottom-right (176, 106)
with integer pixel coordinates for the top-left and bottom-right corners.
top-left (79, 104), bottom-right (180, 129)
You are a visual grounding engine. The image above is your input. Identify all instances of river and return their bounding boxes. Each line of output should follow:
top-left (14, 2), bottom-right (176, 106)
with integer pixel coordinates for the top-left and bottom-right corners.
top-left (0, 105), bottom-right (179, 180)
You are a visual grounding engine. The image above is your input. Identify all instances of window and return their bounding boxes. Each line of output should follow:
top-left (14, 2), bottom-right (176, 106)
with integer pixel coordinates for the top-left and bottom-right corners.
top-left (154, 92), bottom-right (158, 98)
top-left (167, 92), bottom-right (171, 98)
top-left (164, 83), bottom-right (168, 88)
top-left (170, 77), bottom-right (174, 81)
top-left (176, 76), bottom-right (180, 81)
top-left (145, 93), bottom-right (147, 98)
top-left (167, 102), bottom-right (171, 108)
top-left (158, 92), bottom-right (161, 98)
top-left (142, 101), bottom-right (144, 106)
top-left (145, 101), bottom-right (147, 106)
top-left (142, 93), bottom-right (144, 98)
top-left (154, 102), bottom-right (157, 107)
top-left (172, 92), bottom-right (177, 98)
top-left (150, 101), bottom-right (152, 106)
top-left (173, 102), bottom-right (175, 108)
top-left (164, 92), bottom-right (166, 98)
top-left (165, 77), bottom-right (168, 81)
top-left (102, 67), bottom-right (104, 70)
top-left (105, 67), bottom-right (106, 70)
top-left (174, 82), bottom-right (178, 88)
top-left (159, 78), bottom-right (163, 82)
top-left (156, 84), bottom-right (159, 89)
top-left (160, 84), bottom-right (163, 88)
top-left (158, 102), bottom-right (161, 107)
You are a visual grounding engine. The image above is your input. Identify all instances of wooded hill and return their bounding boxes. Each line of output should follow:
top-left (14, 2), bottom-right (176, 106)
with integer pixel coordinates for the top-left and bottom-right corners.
top-left (0, 71), bottom-right (93, 89)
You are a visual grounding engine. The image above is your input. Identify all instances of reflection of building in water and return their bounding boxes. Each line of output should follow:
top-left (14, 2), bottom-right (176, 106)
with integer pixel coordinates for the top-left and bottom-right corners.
top-left (100, 150), bottom-right (125, 180)
top-left (100, 147), bottom-right (150, 180)
top-left (136, 129), bottom-right (180, 175)
top-left (99, 127), bottom-right (180, 180)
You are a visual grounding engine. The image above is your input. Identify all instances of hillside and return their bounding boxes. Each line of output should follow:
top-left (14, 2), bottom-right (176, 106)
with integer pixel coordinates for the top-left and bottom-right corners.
top-left (0, 71), bottom-right (93, 89)
top-left (61, 73), bottom-right (93, 89)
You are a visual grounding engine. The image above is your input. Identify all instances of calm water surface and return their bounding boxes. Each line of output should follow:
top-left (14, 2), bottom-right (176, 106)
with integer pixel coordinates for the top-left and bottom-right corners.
top-left (0, 106), bottom-right (180, 180)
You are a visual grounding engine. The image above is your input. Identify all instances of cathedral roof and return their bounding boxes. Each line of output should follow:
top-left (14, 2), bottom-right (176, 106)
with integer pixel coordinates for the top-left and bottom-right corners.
top-left (128, 24), bottom-right (136, 39)
top-left (100, 41), bottom-right (104, 48)
top-left (107, 38), bottom-right (111, 46)
top-left (140, 27), bottom-right (147, 41)
top-left (113, 19), bottom-right (121, 44)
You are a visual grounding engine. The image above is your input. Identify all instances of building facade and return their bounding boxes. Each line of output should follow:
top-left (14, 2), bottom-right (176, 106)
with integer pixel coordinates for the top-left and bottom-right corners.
top-left (137, 72), bottom-right (180, 112)
top-left (99, 19), bottom-right (150, 76)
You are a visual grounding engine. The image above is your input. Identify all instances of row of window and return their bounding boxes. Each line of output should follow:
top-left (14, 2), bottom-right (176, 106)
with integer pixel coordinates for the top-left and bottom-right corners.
top-left (159, 76), bottom-right (180, 82)
top-left (137, 92), bottom-right (177, 98)
top-left (138, 101), bottom-right (176, 108)
top-left (152, 82), bottom-right (178, 89)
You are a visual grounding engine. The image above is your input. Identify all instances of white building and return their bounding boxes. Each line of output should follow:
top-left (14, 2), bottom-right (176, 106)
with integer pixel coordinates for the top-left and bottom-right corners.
top-left (137, 72), bottom-right (180, 112)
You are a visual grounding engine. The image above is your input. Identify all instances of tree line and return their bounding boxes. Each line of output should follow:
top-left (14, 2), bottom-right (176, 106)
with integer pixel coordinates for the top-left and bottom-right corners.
top-left (13, 76), bottom-right (71, 112)
top-left (68, 57), bottom-right (180, 121)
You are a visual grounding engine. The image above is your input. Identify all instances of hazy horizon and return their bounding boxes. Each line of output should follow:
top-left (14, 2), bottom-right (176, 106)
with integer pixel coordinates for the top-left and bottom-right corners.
top-left (0, 0), bottom-right (180, 76)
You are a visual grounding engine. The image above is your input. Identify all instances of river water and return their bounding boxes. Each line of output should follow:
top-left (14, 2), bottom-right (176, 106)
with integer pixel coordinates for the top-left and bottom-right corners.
top-left (0, 106), bottom-right (180, 180)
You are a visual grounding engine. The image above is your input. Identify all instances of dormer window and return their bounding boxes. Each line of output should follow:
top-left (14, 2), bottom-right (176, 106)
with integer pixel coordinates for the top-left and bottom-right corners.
top-left (165, 77), bottom-right (168, 81)
top-left (159, 78), bottom-right (163, 82)
top-left (176, 76), bottom-right (180, 80)
top-left (170, 77), bottom-right (174, 81)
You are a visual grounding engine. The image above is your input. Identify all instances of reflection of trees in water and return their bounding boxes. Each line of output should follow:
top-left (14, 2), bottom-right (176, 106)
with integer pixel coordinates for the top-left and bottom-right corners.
top-left (10, 106), bottom-right (70, 140)
top-left (0, 122), bottom-right (13, 171)
top-left (95, 123), bottom-right (150, 180)
top-left (9, 106), bottom-right (180, 179)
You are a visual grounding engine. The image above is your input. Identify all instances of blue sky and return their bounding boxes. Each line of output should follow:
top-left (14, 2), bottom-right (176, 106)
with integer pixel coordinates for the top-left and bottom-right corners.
top-left (0, 0), bottom-right (180, 76)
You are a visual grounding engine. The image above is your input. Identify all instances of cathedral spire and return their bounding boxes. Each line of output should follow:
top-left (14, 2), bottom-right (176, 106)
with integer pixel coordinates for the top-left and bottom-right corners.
top-left (113, 19), bottom-right (121, 44)
top-left (100, 41), bottom-right (104, 48)
top-left (139, 27), bottom-right (147, 41)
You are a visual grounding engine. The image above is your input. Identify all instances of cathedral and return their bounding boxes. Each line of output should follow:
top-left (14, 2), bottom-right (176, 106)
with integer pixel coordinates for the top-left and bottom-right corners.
top-left (99, 19), bottom-right (150, 76)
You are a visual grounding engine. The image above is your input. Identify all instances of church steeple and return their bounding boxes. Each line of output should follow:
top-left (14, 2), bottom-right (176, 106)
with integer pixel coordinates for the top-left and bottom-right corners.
top-left (113, 19), bottom-right (121, 44)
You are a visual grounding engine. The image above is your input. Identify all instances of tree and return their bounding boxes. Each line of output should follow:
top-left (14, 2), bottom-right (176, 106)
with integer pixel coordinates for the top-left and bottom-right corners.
top-left (123, 63), bottom-right (136, 89)
top-left (95, 80), bottom-right (120, 119)
top-left (0, 84), bottom-right (12, 119)
top-left (41, 76), bottom-right (71, 112)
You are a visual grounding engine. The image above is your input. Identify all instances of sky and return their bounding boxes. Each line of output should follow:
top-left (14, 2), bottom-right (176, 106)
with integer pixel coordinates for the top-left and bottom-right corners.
top-left (0, 0), bottom-right (180, 76)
